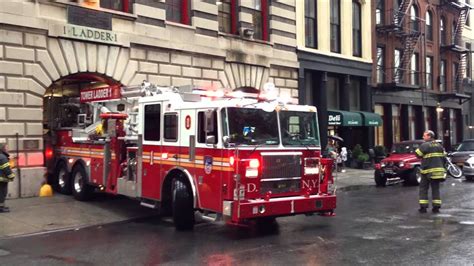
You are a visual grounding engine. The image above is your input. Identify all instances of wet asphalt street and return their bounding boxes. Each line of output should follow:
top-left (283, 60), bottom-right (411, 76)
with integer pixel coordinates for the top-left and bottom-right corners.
top-left (0, 179), bottom-right (473, 265)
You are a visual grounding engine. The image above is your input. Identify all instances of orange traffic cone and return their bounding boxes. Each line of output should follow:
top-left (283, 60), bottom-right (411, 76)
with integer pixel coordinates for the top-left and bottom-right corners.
top-left (39, 183), bottom-right (53, 197)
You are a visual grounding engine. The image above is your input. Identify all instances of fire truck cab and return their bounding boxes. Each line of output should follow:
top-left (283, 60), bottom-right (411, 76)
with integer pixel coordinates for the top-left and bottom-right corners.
top-left (45, 82), bottom-right (336, 230)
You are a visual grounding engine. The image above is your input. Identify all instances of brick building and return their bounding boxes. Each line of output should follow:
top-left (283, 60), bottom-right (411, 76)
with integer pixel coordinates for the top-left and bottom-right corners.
top-left (0, 0), bottom-right (298, 197)
top-left (372, 0), bottom-right (471, 150)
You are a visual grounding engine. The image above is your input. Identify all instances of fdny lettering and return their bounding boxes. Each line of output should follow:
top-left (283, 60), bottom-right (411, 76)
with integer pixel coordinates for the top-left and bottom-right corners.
top-left (80, 87), bottom-right (120, 103)
top-left (247, 183), bottom-right (257, 193)
top-left (302, 179), bottom-right (318, 189)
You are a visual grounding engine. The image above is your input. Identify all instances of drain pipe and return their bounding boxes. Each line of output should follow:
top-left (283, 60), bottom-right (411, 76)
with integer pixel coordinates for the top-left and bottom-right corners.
top-left (16, 133), bottom-right (21, 198)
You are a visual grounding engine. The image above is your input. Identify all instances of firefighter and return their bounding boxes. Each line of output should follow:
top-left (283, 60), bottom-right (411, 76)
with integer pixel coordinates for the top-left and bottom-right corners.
top-left (415, 130), bottom-right (446, 213)
top-left (0, 143), bottom-right (15, 213)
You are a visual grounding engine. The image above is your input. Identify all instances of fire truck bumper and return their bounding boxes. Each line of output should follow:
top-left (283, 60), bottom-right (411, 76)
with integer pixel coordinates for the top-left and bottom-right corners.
top-left (225, 194), bottom-right (336, 222)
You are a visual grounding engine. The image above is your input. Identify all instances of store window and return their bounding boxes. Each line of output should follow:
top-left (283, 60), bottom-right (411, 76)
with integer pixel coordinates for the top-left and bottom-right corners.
top-left (349, 79), bottom-right (360, 111)
top-left (100, 0), bottom-right (133, 13)
top-left (392, 105), bottom-right (401, 143)
top-left (166, 0), bottom-right (190, 25)
top-left (330, 0), bottom-right (341, 53)
top-left (426, 56), bottom-right (433, 89)
top-left (327, 76), bottom-right (340, 109)
top-left (250, 0), bottom-right (269, 41)
top-left (352, 1), bottom-right (362, 57)
top-left (426, 11), bottom-right (433, 41)
top-left (305, 0), bottom-right (317, 48)
top-left (440, 60), bottom-right (446, 91)
top-left (218, 0), bottom-right (237, 34)
top-left (374, 104), bottom-right (384, 146)
top-left (376, 47), bottom-right (385, 83)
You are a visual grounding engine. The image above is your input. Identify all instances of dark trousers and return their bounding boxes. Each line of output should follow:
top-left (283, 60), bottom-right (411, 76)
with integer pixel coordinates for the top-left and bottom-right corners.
top-left (419, 174), bottom-right (441, 208)
top-left (0, 182), bottom-right (8, 207)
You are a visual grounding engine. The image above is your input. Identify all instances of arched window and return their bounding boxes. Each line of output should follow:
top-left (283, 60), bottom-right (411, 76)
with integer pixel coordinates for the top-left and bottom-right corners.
top-left (410, 5), bottom-right (419, 32)
top-left (352, 1), bottom-right (362, 57)
top-left (426, 11), bottom-right (433, 41)
top-left (440, 17), bottom-right (446, 45)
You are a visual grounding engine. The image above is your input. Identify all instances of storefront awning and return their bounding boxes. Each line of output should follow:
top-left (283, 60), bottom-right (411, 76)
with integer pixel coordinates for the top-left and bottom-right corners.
top-left (357, 111), bottom-right (383, 126)
top-left (328, 110), bottom-right (362, 126)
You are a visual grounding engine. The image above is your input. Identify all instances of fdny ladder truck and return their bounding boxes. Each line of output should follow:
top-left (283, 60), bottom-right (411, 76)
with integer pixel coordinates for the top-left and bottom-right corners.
top-left (44, 82), bottom-right (337, 230)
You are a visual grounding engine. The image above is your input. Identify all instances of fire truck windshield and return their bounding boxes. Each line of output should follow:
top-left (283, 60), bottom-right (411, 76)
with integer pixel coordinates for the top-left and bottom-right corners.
top-left (279, 111), bottom-right (320, 147)
top-left (224, 107), bottom-right (279, 146)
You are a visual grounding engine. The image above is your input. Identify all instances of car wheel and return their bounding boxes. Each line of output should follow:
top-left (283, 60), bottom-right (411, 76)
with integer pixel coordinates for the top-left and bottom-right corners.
top-left (374, 170), bottom-right (387, 187)
top-left (172, 178), bottom-right (195, 230)
top-left (72, 165), bottom-right (93, 201)
top-left (407, 166), bottom-right (421, 186)
top-left (54, 161), bottom-right (72, 195)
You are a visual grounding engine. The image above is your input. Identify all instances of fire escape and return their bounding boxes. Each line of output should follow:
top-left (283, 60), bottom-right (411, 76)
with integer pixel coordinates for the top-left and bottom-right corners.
top-left (439, 0), bottom-right (471, 103)
top-left (376, 0), bottom-right (422, 89)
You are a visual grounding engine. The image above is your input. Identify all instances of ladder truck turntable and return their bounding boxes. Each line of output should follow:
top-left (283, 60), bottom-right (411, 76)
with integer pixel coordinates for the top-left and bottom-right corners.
top-left (44, 81), bottom-right (337, 230)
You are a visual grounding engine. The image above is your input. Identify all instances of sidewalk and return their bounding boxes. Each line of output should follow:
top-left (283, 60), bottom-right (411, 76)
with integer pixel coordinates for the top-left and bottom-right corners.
top-left (0, 168), bottom-right (375, 239)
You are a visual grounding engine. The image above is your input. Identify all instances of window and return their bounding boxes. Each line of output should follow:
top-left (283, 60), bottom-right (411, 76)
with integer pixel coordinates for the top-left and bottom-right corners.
top-left (198, 111), bottom-right (218, 144)
top-left (305, 0), bottom-right (317, 48)
top-left (218, 0), bottom-right (237, 34)
top-left (394, 49), bottom-right (403, 83)
top-left (330, 0), bottom-right (341, 53)
top-left (166, 0), bottom-right (190, 25)
top-left (376, 0), bottom-right (384, 25)
top-left (426, 11), bottom-right (433, 41)
top-left (467, 43), bottom-right (472, 78)
top-left (100, 0), bottom-right (133, 13)
top-left (410, 5), bottom-right (419, 32)
top-left (349, 79), bottom-right (360, 111)
top-left (376, 47), bottom-right (385, 83)
top-left (440, 60), bottom-right (446, 91)
top-left (144, 104), bottom-right (161, 141)
top-left (374, 104), bottom-right (384, 146)
top-left (453, 62), bottom-right (459, 91)
top-left (327, 76), bottom-right (340, 109)
top-left (440, 17), bottom-right (446, 46)
top-left (426, 56), bottom-right (433, 89)
top-left (410, 53), bottom-right (419, 85)
top-left (164, 113), bottom-right (178, 141)
top-left (467, 0), bottom-right (471, 26)
top-left (353, 1), bottom-right (362, 57)
top-left (251, 0), bottom-right (269, 41)
top-left (452, 21), bottom-right (458, 44)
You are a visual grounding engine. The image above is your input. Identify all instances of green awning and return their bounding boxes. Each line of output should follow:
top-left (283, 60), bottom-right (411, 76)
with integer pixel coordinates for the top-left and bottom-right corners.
top-left (357, 111), bottom-right (383, 126)
top-left (328, 110), bottom-right (362, 126)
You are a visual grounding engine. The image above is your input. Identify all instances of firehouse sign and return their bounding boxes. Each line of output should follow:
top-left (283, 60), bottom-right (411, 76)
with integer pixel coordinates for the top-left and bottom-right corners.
top-left (80, 86), bottom-right (121, 103)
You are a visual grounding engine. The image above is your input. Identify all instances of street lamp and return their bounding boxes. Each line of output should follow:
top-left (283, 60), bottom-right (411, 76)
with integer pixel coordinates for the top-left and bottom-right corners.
top-left (436, 102), bottom-right (444, 113)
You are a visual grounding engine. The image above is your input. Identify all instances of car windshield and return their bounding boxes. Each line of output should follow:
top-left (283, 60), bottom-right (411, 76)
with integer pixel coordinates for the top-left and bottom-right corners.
top-left (223, 107), bottom-right (279, 146)
top-left (457, 141), bottom-right (474, 151)
top-left (280, 110), bottom-right (320, 147)
top-left (391, 143), bottom-right (420, 154)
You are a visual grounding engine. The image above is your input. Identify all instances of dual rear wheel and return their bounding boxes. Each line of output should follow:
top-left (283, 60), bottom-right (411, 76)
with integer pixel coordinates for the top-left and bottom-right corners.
top-left (52, 162), bottom-right (93, 201)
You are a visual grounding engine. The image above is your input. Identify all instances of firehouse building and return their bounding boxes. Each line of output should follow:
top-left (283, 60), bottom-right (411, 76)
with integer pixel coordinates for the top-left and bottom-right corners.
top-left (0, 0), bottom-right (299, 198)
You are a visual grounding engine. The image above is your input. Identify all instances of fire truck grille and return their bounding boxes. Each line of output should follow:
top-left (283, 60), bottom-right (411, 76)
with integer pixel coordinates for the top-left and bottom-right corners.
top-left (261, 154), bottom-right (302, 178)
top-left (260, 179), bottom-right (300, 194)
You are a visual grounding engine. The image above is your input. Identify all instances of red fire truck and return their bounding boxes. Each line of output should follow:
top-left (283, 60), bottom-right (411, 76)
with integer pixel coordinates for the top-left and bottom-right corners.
top-left (44, 82), bottom-right (336, 230)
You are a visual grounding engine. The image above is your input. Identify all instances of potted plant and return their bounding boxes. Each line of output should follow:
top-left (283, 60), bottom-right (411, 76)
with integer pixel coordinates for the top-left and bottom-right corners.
top-left (357, 152), bottom-right (371, 169)
top-left (373, 145), bottom-right (387, 163)
top-left (352, 144), bottom-right (363, 168)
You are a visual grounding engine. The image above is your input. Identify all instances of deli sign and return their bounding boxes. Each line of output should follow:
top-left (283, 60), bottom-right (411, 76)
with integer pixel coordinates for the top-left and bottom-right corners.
top-left (80, 86), bottom-right (121, 103)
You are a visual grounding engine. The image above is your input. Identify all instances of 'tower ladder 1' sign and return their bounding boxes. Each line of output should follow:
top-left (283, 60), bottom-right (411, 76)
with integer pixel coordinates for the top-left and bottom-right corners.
top-left (80, 86), bottom-right (121, 103)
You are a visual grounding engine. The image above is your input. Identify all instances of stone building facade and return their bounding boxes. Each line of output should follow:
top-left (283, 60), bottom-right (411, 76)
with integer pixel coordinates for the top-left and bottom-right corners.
top-left (0, 0), bottom-right (299, 198)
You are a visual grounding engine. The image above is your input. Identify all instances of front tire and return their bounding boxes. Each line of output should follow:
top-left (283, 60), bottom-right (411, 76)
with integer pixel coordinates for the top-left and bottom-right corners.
top-left (71, 165), bottom-right (93, 201)
top-left (374, 170), bottom-right (387, 187)
top-left (407, 166), bottom-right (422, 186)
top-left (54, 161), bottom-right (72, 195)
top-left (447, 164), bottom-right (463, 178)
top-left (172, 178), bottom-right (194, 230)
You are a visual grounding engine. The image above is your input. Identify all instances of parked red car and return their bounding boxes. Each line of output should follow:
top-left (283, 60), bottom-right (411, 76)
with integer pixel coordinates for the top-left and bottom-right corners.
top-left (374, 140), bottom-right (424, 187)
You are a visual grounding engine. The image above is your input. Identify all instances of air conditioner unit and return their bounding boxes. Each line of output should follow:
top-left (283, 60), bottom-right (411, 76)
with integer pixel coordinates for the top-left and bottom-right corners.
top-left (240, 27), bottom-right (254, 39)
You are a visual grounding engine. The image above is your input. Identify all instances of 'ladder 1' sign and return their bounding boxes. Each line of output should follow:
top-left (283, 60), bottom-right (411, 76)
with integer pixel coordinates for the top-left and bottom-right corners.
top-left (80, 86), bottom-right (121, 103)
